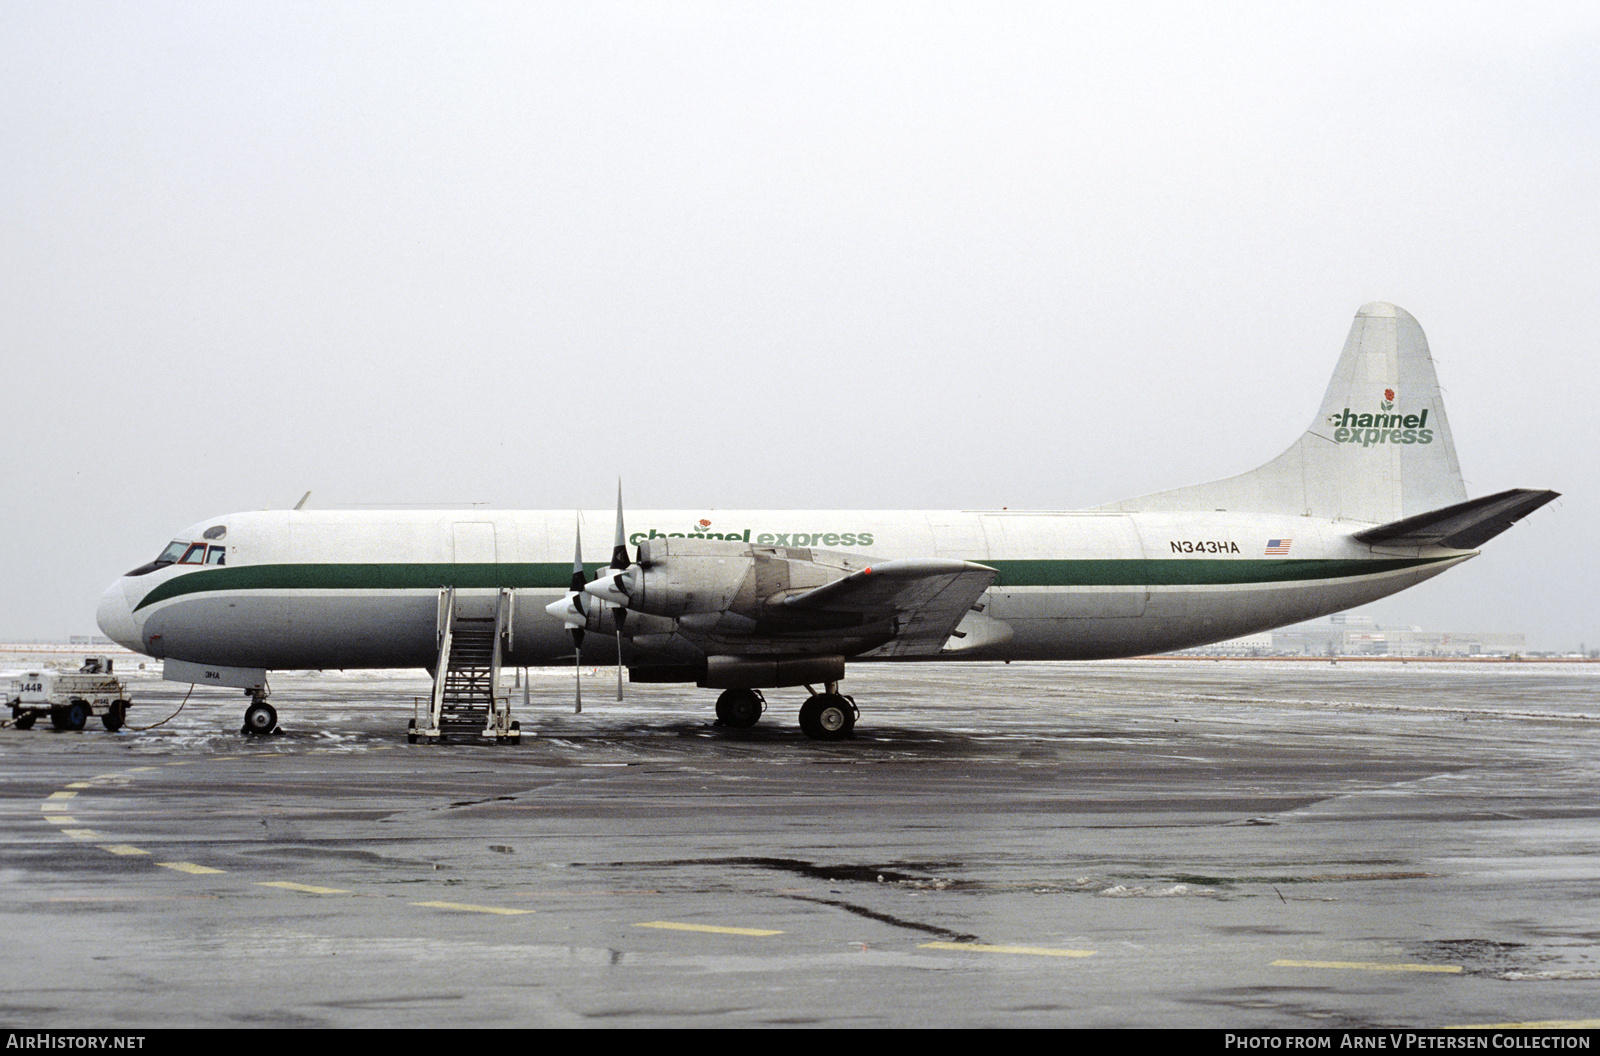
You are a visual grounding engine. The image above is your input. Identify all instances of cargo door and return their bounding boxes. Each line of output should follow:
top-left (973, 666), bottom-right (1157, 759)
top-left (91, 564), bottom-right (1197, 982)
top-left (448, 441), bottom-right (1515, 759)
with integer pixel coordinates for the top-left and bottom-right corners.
top-left (452, 522), bottom-right (499, 618)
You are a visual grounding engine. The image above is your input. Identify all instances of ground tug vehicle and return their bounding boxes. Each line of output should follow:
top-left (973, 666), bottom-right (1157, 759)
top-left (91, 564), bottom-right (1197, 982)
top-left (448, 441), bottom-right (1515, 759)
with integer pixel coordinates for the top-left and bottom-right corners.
top-left (4, 657), bottom-right (131, 731)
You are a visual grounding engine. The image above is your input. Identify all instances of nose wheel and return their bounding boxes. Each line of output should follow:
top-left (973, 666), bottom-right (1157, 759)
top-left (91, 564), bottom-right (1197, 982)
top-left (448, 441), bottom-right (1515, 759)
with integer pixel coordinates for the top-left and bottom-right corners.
top-left (242, 692), bottom-right (278, 736)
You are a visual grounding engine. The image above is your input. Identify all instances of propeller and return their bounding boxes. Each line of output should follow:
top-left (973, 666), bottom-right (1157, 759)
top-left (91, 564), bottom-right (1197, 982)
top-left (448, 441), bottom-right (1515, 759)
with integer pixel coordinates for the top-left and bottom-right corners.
top-left (592, 482), bottom-right (631, 700)
top-left (543, 514), bottom-right (588, 712)
top-left (548, 488), bottom-right (638, 705)
top-left (585, 483), bottom-right (638, 609)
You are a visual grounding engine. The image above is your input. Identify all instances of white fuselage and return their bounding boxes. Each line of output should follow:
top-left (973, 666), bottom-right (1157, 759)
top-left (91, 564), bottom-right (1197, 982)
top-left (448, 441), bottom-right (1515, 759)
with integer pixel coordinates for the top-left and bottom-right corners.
top-left (96, 507), bottom-right (1470, 672)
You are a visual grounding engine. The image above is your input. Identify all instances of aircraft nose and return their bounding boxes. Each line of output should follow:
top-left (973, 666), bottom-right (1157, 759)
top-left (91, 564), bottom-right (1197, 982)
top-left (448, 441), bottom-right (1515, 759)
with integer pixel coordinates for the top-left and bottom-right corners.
top-left (96, 580), bottom-right (141, 653)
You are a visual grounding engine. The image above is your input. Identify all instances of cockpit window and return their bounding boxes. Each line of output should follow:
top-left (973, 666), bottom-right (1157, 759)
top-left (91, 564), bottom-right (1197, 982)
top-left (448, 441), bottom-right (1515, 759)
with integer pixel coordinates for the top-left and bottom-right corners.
top-left (126, 539), bottom-right (225, 576)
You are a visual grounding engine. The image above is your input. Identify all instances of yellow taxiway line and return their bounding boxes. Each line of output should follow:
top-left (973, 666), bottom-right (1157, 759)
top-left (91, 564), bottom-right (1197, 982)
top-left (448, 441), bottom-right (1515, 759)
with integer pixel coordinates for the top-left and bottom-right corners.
top-left (635, 921), bottom-right (784, 937)
top-left (257, 881), bottom-right (350, 895)
top-left (158, 862), bottom-right (226, 875)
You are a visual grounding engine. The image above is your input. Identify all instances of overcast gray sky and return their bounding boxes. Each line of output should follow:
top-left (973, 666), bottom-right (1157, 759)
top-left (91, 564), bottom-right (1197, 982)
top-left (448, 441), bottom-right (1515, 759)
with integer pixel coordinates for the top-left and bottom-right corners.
top-left (2, 2), bottom-right (1594, 651)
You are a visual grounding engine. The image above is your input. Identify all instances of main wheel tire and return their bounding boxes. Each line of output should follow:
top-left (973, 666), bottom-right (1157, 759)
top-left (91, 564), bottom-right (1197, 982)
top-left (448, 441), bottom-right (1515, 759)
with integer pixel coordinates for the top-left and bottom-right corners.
top-left (715, 688), bottom-right (765, 728)
top-left (798, 693), bottom-right (856, 741)
top-left (101, 701), bottom-right (128, 732)
top-left (243, 701), bottom-right (277, 736)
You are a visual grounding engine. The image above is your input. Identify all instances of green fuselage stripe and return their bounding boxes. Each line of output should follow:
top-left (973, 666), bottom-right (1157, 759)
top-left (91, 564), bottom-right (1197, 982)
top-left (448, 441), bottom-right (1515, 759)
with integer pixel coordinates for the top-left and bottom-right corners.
top-left (131, 557), bottom-right (1452, 612)
top-left (988, 557), bottom-right (1446, 586)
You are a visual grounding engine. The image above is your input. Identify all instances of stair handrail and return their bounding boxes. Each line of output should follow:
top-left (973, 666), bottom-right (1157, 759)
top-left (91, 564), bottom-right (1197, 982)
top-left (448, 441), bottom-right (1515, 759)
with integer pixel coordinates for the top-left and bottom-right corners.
top-left (430, 585), bottom-right (455, 731)
top-left (499, 586), bottom-right (514, 654)
top-left (436, 585), bottom-right (455, 648)
top-left (487, 587), bottom-right (509, 735)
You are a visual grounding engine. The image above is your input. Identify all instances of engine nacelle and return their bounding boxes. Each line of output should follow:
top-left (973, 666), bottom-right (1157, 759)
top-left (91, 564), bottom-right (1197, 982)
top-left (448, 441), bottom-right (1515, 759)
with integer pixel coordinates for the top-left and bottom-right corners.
top-left (627, 537), bottom-right (755, 617)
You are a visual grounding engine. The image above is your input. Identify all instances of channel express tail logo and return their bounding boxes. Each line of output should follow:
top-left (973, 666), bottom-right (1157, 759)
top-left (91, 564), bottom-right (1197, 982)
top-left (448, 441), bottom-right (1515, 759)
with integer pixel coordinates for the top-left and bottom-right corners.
top-left (1327, 388), bottom-right (1435, 447)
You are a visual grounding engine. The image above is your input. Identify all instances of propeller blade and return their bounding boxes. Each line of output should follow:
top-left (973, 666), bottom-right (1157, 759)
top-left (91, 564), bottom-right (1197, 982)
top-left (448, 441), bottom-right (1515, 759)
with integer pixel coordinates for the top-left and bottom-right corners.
top-left (572, 640), bottom-right (582, 714)
top-left (569, 512), bottom-right (587, 594)
top-left (569, 513), bottom-right (586, 713)
top-left (609, 480), bottom-right (629, 570)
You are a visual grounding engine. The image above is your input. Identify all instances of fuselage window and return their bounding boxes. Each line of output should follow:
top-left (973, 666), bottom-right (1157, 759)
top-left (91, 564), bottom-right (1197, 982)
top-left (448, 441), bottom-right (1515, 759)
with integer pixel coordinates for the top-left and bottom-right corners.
top-left (205, 546), bottom-right (226, 565)
top-left (180, 543), bottom-right (207, 564)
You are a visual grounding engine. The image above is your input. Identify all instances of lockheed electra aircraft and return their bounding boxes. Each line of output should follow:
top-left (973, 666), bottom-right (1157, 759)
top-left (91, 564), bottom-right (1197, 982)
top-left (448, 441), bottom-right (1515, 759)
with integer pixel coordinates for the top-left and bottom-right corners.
top-left (96, 304), bottom-right (1556, 741)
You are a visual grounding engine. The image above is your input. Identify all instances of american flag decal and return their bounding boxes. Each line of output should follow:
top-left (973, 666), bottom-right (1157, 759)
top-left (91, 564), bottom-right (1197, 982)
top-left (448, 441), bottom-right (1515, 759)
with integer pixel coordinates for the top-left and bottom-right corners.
top-left (1265, 539), bottom-right (1292, 555)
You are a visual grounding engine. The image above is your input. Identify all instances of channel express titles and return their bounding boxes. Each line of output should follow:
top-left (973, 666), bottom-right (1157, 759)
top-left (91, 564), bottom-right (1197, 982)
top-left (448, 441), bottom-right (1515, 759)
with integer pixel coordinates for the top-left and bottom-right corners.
top-left (1328, 389), bottom-right (1436, 447)
top-left (629, 528), bottom-right (876, 548)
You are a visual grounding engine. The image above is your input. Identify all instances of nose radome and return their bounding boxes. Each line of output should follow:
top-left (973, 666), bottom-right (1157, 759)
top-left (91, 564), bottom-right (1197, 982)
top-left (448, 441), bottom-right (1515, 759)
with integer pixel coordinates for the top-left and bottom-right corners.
top-left (96, 580), bottom-right (140, 653)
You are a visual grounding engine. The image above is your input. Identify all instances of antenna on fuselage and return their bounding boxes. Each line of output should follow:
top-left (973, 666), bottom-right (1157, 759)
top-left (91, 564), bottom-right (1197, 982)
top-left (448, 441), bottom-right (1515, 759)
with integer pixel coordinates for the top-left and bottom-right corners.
top-left (293, 491), bottom-right (311, 510)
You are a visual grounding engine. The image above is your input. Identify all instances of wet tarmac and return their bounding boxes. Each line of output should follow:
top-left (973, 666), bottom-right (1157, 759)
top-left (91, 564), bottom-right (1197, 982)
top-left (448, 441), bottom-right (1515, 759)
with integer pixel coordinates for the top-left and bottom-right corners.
top-left (2, 659), bottom-right (1597, 1028)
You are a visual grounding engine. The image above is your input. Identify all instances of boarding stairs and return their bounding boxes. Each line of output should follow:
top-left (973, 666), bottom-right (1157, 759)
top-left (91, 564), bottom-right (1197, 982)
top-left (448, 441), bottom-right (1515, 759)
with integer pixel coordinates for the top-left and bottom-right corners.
top-left (411, 586), bottom-right (521, 744)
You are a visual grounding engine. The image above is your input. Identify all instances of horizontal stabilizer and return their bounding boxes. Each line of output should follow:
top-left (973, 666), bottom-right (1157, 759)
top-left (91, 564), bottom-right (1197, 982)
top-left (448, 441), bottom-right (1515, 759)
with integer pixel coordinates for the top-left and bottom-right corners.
top-left (1354, 488), bottom-right (1559, 550)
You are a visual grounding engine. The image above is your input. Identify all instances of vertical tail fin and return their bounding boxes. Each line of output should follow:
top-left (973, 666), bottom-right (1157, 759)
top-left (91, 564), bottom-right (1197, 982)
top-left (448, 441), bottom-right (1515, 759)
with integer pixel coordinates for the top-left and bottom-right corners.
top-left (1101, 303), bottom-right (1467, 524)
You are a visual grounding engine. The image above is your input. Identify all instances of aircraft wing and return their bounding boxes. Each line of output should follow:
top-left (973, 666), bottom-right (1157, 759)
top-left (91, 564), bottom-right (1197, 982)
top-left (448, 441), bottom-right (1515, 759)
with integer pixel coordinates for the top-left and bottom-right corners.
top-left (776, 559), bottom-right (999, 657)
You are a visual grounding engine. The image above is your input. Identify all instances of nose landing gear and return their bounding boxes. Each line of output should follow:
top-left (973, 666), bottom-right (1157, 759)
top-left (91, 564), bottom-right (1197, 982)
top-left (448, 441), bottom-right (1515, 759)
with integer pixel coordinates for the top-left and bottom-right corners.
top-left (242, 689), bottom-right (278, 736)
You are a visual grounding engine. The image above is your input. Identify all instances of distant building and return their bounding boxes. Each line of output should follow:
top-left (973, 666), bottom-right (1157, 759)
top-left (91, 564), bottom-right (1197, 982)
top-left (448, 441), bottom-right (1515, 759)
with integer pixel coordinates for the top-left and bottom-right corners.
top-left (1175, 614), bottom-right (1524, 657)
top-left (1179, 631), bottom-right (1274, 656)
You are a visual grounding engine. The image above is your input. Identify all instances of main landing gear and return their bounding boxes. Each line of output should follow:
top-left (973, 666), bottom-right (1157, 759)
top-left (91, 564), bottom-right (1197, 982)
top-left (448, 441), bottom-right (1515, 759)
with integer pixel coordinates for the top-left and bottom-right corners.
top-left (714, 684), bottom-right (858, 741)
top-left (242, 688), bottom-right (278, 736)
top-left (799, 687), bottom-right (857, 741)
top-left (714, 687), bottom-right (766, 728)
